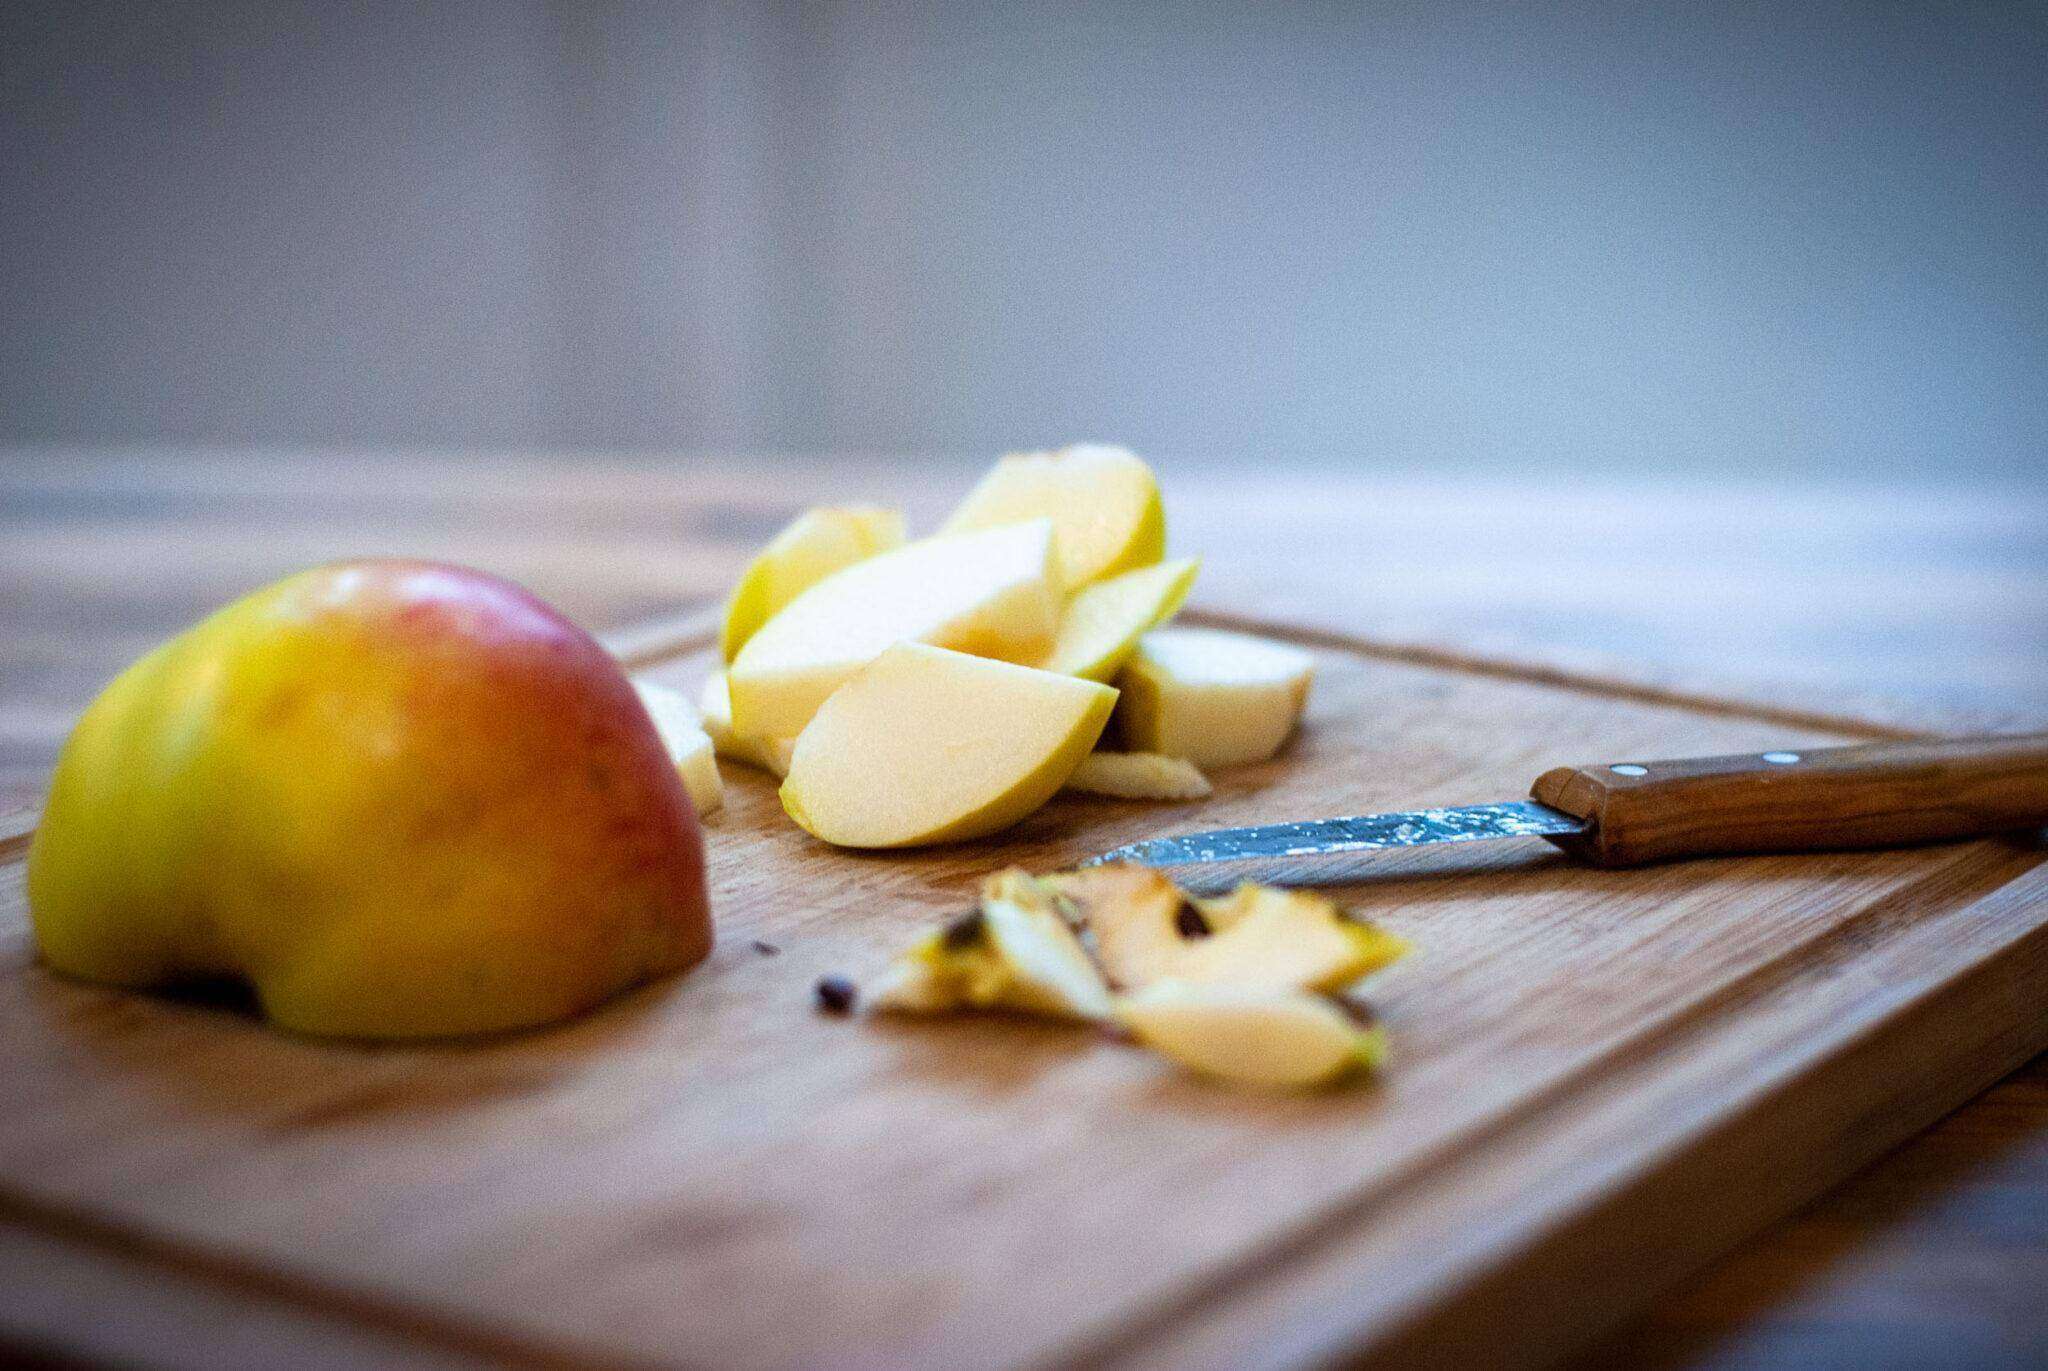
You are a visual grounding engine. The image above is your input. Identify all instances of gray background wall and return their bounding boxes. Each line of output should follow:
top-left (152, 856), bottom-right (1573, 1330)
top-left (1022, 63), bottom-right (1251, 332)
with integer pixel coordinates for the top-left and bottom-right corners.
top-left (4, 1), bottom-right (2044, 476)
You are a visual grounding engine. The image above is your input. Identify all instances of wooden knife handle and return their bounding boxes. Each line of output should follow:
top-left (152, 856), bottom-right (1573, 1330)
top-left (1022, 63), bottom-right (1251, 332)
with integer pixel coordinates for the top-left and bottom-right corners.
top-left (1530, 733), bottom-right (2048, 867)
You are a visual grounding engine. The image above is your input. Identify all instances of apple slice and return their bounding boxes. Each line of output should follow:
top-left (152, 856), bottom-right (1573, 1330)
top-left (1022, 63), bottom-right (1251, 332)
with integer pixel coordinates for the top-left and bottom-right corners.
top-left (719, 506), bottom-right (905, 661)
top-left (729, 520), bottom-right (1061, 738)
top-left (1116, 981), bottom-right (1387, 1089)
top-left (942, 444), bottom-right (1166, 588)
top-left (631, 679), bottom-right (723, 815)
top-left (869, 870), bottom-right (1113, 1020)
top-left (696, 671), bottom-right (797, 778)
top-left (1047, 866), bottom-right (1408, 992)
top-left (1114, 627), bottom-right (1314, 768)
top-left (1062, 750), bottom-right (1211, 801)
top-left (780, 643), bottom-right (1116, 848)
top-left (1039, 557), bottom-right (1199, 681)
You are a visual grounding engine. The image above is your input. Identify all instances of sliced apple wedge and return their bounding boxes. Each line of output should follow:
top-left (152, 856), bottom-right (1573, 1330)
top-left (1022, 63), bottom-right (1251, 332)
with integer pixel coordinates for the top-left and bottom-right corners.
top-left (719, 505), bottom-right (905, 661)
top-left (942, 444), bottom-right (1165, 588)
top-left (869, 869), bottom-right (1112, 1020)
top-left (1116, 981), bottom-right (1387, 1089)
top-left (781, 643), bottom-right (1116, 848)
top-left (1047, 866), bottom-right (1407, 992)
top-left (1114, 627), bottom-right (1314, 768)
top-left (1062, 751), bottom-right (1211, 801)
top-left (697, 672), bottom-right (797, 778)
top-left (729, 520), bottom-right (1061, 738)
top-left (631, 679), bottom-right (724, 815)
top-left (1039, 557), bottom-right (1199, 682)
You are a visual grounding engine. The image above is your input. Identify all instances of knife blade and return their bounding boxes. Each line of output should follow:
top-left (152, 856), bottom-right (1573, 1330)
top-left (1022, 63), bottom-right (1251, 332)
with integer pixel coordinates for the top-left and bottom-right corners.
top-left (1083, 733), bottom-right (2048, 875)
top-left (1084, 800), bottom-right (1586, 869)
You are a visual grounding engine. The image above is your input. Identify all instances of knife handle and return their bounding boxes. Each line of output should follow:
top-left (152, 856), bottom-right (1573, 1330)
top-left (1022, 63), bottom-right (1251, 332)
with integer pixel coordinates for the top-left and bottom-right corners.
top-left (1530, 733), bottom-right (2048, 867)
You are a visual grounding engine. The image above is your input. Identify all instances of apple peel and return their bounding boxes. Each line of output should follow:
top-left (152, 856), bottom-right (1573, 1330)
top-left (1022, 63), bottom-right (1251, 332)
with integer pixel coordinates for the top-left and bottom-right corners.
top-left (1047, 865), bottom-right (1408, 993)
top-left (1116, 981), bottom-right (1387, 1089)
top-left (869, 869), bottom-right (1113, 1020)
top-left (855, 862), bottom-right (1405, 1089)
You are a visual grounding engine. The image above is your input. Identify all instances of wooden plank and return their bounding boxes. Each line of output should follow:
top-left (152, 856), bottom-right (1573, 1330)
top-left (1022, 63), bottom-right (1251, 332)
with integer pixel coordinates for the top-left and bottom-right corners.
top-left (0, 1215), bottom-right (505, 1371)
top-left (1089, 859), bottom-right (2048, 1371)
top-left (0, 615), bottom-right (2042, 1371)
top-left (1569, 1054), bottom-right (2048, 1371)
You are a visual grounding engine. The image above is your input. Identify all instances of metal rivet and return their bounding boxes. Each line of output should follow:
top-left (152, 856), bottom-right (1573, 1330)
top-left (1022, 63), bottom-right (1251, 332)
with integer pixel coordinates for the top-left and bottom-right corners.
top-left (1610, 764), bottom-right (1649, 776)
top-left (1761, 751), bottom-right (1801, 765)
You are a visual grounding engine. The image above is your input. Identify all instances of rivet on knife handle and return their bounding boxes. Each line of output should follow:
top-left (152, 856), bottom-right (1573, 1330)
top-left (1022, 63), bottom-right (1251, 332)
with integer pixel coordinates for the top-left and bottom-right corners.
top-left (1530, 733), bottom-right (2048, 867)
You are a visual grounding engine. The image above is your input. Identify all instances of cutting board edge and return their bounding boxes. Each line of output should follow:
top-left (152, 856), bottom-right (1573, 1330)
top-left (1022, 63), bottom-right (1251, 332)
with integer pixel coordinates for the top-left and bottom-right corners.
top-left (5, 844), bottom-right (2042, 1371)
top-left (1066, 851), bottom-right (2048, 1371)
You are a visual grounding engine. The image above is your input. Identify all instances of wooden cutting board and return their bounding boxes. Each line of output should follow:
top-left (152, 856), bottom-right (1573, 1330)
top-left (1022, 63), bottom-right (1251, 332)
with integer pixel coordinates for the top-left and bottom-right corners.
top-left (2, 609), bottom-right (2044, 1371)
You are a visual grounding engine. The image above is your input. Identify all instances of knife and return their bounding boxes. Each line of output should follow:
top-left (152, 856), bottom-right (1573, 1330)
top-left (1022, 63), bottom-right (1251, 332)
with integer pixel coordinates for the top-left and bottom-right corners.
top-left (1086, 733), bottom-right (2048, 873)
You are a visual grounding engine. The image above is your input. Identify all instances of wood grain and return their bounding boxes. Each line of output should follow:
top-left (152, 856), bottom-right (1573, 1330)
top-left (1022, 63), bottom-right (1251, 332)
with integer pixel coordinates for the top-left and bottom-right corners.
top-left (3, 448), bottom-right (2045, 1370)
top-left (0, 610), bottom-right (2043, 1371)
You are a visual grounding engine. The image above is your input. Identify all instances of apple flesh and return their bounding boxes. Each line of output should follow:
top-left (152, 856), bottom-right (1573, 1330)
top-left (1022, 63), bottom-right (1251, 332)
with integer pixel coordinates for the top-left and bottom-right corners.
top-left (719, 505), bottom-right (904, 661)
top-left (1062, 751), bottom-right (1211, 801)
top-left (697, 671), bottom-right (797, 778)
top-left (632, 679), bottom-right (723, 815)
top-left (729, 519), bottom-right (1061, 739)
top-left (1114, 627), bottom-right (1314, 768)
top-left (1038, 557), bottom-right (1199, 681)
top-left (1116, 981), bottom-right (1387, 1089)
top-left (27, 561), bottom-right (712, 1038)
top-left (780, 643), bottom-right (1116, 848)
top-left (941, 444), bottom-right (1166, 588)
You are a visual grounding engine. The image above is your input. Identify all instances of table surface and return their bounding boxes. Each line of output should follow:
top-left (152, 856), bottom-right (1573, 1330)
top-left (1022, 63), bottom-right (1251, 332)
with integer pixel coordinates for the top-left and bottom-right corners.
top-left (1, 448), bottom-right (2044, 1370)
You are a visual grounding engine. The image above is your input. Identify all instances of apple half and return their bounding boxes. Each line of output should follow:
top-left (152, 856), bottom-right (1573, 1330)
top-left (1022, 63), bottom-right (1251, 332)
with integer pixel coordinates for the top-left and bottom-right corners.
top-left (1039, 557), bottom-right (1199, 682)
top-left (1114, 627), bottom-right (1314, 768)
top-left (780, 643), bottom-right (1116, 848)
top-left (718, 506), bottom-right (905, 661)
top-left (942, 444), bottom-right (1166, 588)
top-left (729, 519), bottom-right (1061, 738)
top-left (1116, 981), bottom-right (1387, 1089)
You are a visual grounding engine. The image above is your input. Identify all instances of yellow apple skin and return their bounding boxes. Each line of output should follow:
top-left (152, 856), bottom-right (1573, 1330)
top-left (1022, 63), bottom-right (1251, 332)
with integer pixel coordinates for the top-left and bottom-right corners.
top-left (1116, 982), bottom-right (1388, 1089)
top-left (718, 506), bottom-right (905, 662)
top-left (942, 444), bottom-right (1166, 588)
top-left (27, 561), bottom-right (712, 1039)
top-left (1040, 557), bottom-right (1199, 682)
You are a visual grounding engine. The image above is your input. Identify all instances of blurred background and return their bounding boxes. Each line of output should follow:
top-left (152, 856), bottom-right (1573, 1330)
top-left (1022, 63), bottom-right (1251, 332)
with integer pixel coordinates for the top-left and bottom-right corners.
top-left (5, 0), bottom-right (2046, 477)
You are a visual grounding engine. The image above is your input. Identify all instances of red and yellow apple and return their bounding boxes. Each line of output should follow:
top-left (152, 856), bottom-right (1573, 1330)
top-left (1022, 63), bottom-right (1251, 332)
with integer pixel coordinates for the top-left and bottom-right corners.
top-left (27, 560), bottom-right (713, 1038)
